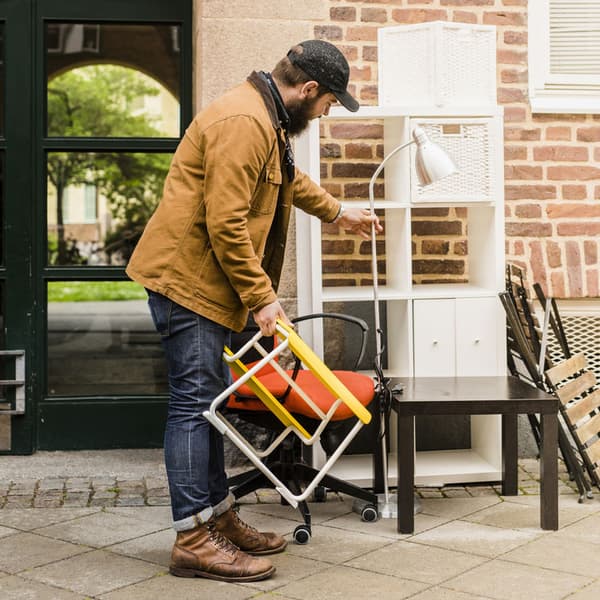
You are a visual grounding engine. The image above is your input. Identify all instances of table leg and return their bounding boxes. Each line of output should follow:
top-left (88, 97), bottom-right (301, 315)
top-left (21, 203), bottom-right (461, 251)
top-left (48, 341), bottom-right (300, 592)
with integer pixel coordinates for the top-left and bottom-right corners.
top-left (501, 413), bottom-right (518, 496)
top-left (397, 411), bottom-right (415, 534)
top-left (540, 412), bottom-right (559, 530)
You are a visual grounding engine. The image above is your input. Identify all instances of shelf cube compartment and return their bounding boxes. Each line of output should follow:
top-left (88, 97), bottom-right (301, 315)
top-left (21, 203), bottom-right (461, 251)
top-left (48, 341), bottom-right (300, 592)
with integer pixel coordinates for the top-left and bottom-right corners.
top-left (409, 117), bottom-right (502, 204)
top-left (378, 21), bottom-right (497, 108)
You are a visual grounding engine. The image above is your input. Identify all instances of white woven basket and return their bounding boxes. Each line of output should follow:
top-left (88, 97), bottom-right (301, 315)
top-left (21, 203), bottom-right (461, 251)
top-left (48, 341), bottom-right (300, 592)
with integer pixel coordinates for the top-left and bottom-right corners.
top-left (409, 117), bottom-right (499, 203)
top-left (378, 22), bottom-right (497, 108)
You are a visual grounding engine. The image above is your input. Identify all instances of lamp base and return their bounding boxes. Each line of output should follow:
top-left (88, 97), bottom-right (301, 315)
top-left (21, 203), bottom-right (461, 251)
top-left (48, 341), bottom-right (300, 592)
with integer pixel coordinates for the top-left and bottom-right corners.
top-left (353, 493), bottom-right (422, 520)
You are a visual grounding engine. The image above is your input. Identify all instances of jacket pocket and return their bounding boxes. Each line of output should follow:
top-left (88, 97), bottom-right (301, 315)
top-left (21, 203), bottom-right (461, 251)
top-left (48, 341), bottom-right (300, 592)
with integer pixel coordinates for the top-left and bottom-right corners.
top-left (249, 165), bottom-right (282, 215)
top-left (147, 290), bottom-right (172, 337)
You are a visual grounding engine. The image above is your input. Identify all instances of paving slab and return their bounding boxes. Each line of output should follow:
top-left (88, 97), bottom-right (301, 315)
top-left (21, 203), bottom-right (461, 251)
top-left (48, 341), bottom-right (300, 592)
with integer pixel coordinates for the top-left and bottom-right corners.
top-left (501, 535), bottom-right (600, 578)
top-left (409, 519), bottom-right (542, 558)
top-left (35, 510), bottom-right (166, 547)
top-left (107, 528), bottom-right (175, 566)
top-left (275, 564), bottom-right (428, 600)
top-left (564, 580), bottom-right (600, 599)
top-left (22, 549), bottom-right (163, 596)
top-left (444, 559), bottom-right (592, 600)
top-left (418, 496), bottom-right (503, 520)
top-left (0, 507), bottom-right (99, 531)
top-left (99, 573), bottom-right (257, 600)
top-left (408, 587), bottom-right (493, 600)
top-left (550, 512), bottom-right (600, 545)
top-left (0, 531), bottom-right (89, 574)
top-left (0, 574), bottom-right (87, 599)
top-left (346, 540), bottom-right (487, 585)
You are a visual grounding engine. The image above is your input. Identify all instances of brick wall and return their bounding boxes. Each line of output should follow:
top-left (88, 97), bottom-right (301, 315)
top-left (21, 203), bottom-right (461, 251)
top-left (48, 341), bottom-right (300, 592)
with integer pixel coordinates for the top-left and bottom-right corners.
top-left (311, 0), bottom-right (600, 298)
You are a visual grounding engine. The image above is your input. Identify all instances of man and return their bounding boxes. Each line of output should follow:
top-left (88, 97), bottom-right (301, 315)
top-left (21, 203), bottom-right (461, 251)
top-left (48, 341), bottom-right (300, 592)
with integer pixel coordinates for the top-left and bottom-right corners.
top-left (126, 40), bottom-right (382, 583)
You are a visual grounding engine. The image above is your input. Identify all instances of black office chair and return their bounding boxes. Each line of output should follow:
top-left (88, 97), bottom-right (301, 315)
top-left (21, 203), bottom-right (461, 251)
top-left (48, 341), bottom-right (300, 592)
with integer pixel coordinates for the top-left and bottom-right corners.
top-left (223, 312), bottom-right (381, 544)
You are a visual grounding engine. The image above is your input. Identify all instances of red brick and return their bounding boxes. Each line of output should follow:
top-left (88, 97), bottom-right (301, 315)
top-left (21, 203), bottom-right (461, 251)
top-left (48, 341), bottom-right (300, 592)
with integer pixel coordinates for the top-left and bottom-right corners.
top-left (315, 26), bottom-right (343, 41)
top-left (412, 221), bottom-right (463, 236)
top-left (503, 146), bottom-right (526, 162)
top-left (547, 241), bottom-right (562, 268)
top-left (454, 240), bottom-right (468, 255)
top-left (533, 146), bottom-right (588, 161)
top-left (441, 0), bottom-right (494, 5)
top-left (546, 203), bottom-right (600, 219)
top-left (346, 26), bottom-right (378, 42)
top-left (413, 259), bottom-right (465, 275)
top-left (344, 182), bottom-right (374, 199)
top-left (547, 166), bottom-right (600, 181)
top-left (345, 143), bottom-right (373, 159)
top-left (330, 7), bottom-right (356, 21)
top-left (484, 11), bottom-right (526, 26)
top-left (504, 128), bottom-right (541, 141)
top-left (515, 203), bottom-right (542, 218)
top-left (529, 240), bottom-right (548, 291)
top-left (350, 66), bottom-right (372, 81)
top-left (360, 85), bottom-right (379, 101)
top-left (501, 69), bottom-right (528, 83)
top-left (332, 162), bottom-right (379, 179)
top-left (513, 240), bottom-right (524, 255)
top-left (322, 240), bottom-right (356, 255)
top-left (595, 148), bottom-right (600, 162)
top-left (576, 127), bottom-right (600, 142)
top-left (361, 7), bottom-right (387, 22)
top-left (562, 185), bottom-right (588, 200)
top-left (359, 239), bottom-right (385, 255)
top-left (584, 240), bottom-right (597, 266)
top-left (550, 271), bottom-right (565, 298)
top-left (587, 269), bottom-right (599, 297)
top-left (455, 207), bottom-right (468, 218)
top-left (391, 9), bottom-right (448, 23)
top-left (412, 208), bottom-right (451, 217)
top-left (363, 46), bottom-right (378, 62)
top-left (422, 240), bottom-right (450, 254)
top-left (322, 259), bottom-right (375, 274)
top-left (452, 11), bottom-right (478, 23)
top-left (330, 123), bottom-right (383, 139)
top-left (545, 127), bottom-right (571, 141)
top-left (497, 49), bottom-right (527, 64)
top-left (566, 241), bottom-right (583, 296)
top-left (498, 87), bottom-right (527, 103)
top-left (505, 165), bottom-right (542, 180)
top-left (505, 185), bottom-right (556, 200)
top-left (321, 143), bottom-right (341, 158)
top-left (557, 223), bottom-right (600, 236)
top-left (596, 186), bottom-right (600, 200)
top-left (505, 222), bottom-right (552, 237)
top-left (503, 106), bottom-right (527, 122)
top-left (504, 30), bottom-right (527, 44)
top-left (322, 182), bottom-right (342, 197)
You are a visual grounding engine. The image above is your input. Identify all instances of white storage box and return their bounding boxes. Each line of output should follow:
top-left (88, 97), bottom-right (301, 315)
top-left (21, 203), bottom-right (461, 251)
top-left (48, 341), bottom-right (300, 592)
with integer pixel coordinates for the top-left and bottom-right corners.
top-left (378, 22), bottom-right (497, 108)
top-left (409, 117), bottom-right (501, 203)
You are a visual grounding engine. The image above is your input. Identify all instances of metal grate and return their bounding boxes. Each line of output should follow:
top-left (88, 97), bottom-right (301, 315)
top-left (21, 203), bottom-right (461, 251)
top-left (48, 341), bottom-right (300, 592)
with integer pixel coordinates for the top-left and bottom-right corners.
top-left (547, 315), bottom-right (600, 380)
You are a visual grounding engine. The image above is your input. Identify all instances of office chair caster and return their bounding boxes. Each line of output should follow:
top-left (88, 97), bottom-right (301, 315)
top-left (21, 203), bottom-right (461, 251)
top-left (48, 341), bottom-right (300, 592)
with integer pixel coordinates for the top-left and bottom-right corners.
top-left (312, 486), bottom-right (327, 502)
top-left (361, 504), bottom-right (378, 522)
top-left (293, 524), bottom-right (311, 544)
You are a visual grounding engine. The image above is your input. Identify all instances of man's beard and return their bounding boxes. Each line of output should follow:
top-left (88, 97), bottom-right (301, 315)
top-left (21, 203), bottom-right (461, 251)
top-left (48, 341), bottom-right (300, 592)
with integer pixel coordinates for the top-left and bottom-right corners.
top-left (286, 96), bottom-right (320, 137)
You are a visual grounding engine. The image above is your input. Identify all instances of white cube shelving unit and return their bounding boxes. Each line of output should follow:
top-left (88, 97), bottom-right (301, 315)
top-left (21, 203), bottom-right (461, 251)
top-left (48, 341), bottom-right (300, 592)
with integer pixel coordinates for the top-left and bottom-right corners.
top-left (294, 23), bottom-right (505, 488)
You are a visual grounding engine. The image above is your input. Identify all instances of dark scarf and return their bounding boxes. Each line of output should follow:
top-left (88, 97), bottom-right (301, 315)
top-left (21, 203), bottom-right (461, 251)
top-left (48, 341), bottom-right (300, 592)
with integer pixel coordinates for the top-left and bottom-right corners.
top-left (260, 71), bottom-right (295, 182)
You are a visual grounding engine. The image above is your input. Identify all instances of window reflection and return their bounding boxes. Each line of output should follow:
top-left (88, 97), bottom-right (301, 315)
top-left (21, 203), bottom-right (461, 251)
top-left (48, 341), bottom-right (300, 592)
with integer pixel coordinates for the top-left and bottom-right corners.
top-left (47, 281), bottom-right (167, 396)
top-left (46, 23), bottom-right (181, 137)
top-left (47, 152), bottom-right (171, 266)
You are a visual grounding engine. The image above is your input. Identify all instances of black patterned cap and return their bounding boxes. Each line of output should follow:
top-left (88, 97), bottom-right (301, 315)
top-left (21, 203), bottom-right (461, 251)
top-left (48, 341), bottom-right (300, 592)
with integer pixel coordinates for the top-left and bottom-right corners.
top-left (287, 40), bottom-right (359, 112)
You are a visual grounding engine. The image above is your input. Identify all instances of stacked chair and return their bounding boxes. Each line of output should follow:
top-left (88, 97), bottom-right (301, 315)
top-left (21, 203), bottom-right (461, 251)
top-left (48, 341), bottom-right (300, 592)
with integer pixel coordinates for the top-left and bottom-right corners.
top-left (500, 264), bottom-right (596, 500)
top-left (204, 313), bottom-right (381, 544)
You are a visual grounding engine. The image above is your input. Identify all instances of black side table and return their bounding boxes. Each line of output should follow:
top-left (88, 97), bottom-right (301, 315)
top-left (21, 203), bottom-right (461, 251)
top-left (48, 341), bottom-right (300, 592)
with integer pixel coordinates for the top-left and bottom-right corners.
top-left (392, 376), bottom-right (559, 534)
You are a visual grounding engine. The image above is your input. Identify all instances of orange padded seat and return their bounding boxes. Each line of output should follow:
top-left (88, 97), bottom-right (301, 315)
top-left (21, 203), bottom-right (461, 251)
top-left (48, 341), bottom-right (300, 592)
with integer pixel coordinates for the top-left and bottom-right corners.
top-left (228, 369), bottom-right (374, 421)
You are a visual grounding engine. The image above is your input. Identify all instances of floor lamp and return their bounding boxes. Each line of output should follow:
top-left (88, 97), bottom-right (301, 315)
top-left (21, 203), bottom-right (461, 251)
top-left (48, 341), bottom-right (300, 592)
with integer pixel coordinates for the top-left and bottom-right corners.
top-left (370, 126), bottom-right (457, 518)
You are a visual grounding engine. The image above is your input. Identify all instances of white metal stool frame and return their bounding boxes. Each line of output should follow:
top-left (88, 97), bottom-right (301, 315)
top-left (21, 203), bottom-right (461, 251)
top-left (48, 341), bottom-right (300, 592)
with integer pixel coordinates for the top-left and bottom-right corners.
top-left (203, 320), bottom-right (373, 508)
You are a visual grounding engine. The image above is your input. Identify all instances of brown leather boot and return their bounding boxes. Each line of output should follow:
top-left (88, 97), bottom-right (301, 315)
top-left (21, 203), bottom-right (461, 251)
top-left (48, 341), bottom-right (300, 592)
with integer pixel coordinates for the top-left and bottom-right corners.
top-left (169, 519), bottom-right (275, 582)
top-left (214, 507), bottom-right (287, 555)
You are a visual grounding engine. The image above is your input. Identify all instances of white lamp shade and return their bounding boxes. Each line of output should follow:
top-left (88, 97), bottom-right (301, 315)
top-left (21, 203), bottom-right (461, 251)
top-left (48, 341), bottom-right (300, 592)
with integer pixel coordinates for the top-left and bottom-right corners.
top-left (412, 126), bottom-right (457, 186)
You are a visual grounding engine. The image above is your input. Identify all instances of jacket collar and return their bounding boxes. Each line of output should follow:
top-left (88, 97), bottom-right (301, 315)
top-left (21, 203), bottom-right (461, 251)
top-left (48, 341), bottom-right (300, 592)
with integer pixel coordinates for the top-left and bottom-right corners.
top-left (247, 71), bottom-right (280, 131)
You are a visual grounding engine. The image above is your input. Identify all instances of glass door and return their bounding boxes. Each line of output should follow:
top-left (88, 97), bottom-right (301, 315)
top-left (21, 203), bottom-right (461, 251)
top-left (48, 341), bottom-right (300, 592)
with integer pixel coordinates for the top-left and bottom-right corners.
top-left (3, 0), bottom-right (192, 453)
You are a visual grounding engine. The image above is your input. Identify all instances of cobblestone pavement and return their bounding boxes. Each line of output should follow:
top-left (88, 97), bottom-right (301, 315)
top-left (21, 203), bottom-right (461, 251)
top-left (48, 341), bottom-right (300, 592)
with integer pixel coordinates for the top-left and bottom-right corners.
top-left (0, 457), bottom-right (580, 510)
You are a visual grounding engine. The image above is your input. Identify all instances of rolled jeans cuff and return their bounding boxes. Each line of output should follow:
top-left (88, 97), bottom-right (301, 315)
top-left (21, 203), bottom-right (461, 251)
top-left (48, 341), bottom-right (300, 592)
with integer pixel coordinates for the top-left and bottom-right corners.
top-left (213, 492), bottom-right (235, 517)
top-left (173, 506), bottom-right (214, 532)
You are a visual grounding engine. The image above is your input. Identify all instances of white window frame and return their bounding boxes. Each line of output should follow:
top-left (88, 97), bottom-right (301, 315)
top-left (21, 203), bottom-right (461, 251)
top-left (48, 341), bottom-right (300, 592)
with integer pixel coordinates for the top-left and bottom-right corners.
top-left (529, 0), bottom-right (600, 114)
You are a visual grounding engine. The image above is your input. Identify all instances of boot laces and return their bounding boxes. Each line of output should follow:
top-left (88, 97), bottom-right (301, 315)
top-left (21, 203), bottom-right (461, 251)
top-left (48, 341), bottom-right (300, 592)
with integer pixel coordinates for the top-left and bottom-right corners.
top-left (207, 520), bottom-right (239, 555)
top-left (232, 507), bottom-right (259, 535)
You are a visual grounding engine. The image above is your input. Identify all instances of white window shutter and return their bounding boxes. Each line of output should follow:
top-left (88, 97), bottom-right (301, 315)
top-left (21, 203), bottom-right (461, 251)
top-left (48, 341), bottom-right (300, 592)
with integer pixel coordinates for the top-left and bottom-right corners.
top-left (529, 0), bottom-right (600, 113)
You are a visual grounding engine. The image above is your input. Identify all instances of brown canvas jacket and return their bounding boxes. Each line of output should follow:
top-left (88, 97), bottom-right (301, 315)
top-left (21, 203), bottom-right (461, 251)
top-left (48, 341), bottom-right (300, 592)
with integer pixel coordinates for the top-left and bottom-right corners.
top-left (126, 71), bottom-right (339, 332)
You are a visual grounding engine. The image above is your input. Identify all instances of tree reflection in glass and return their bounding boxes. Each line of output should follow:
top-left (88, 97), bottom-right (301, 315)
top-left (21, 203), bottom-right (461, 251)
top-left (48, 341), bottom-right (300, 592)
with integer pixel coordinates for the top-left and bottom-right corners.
top-left (47, 65), bottom-right (176, 266)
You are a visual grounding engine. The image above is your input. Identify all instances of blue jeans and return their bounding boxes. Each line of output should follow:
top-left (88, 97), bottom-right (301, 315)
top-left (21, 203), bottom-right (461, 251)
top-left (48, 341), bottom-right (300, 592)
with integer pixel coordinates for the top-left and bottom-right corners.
top-left (147, 290), bottom-right (232, 530)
